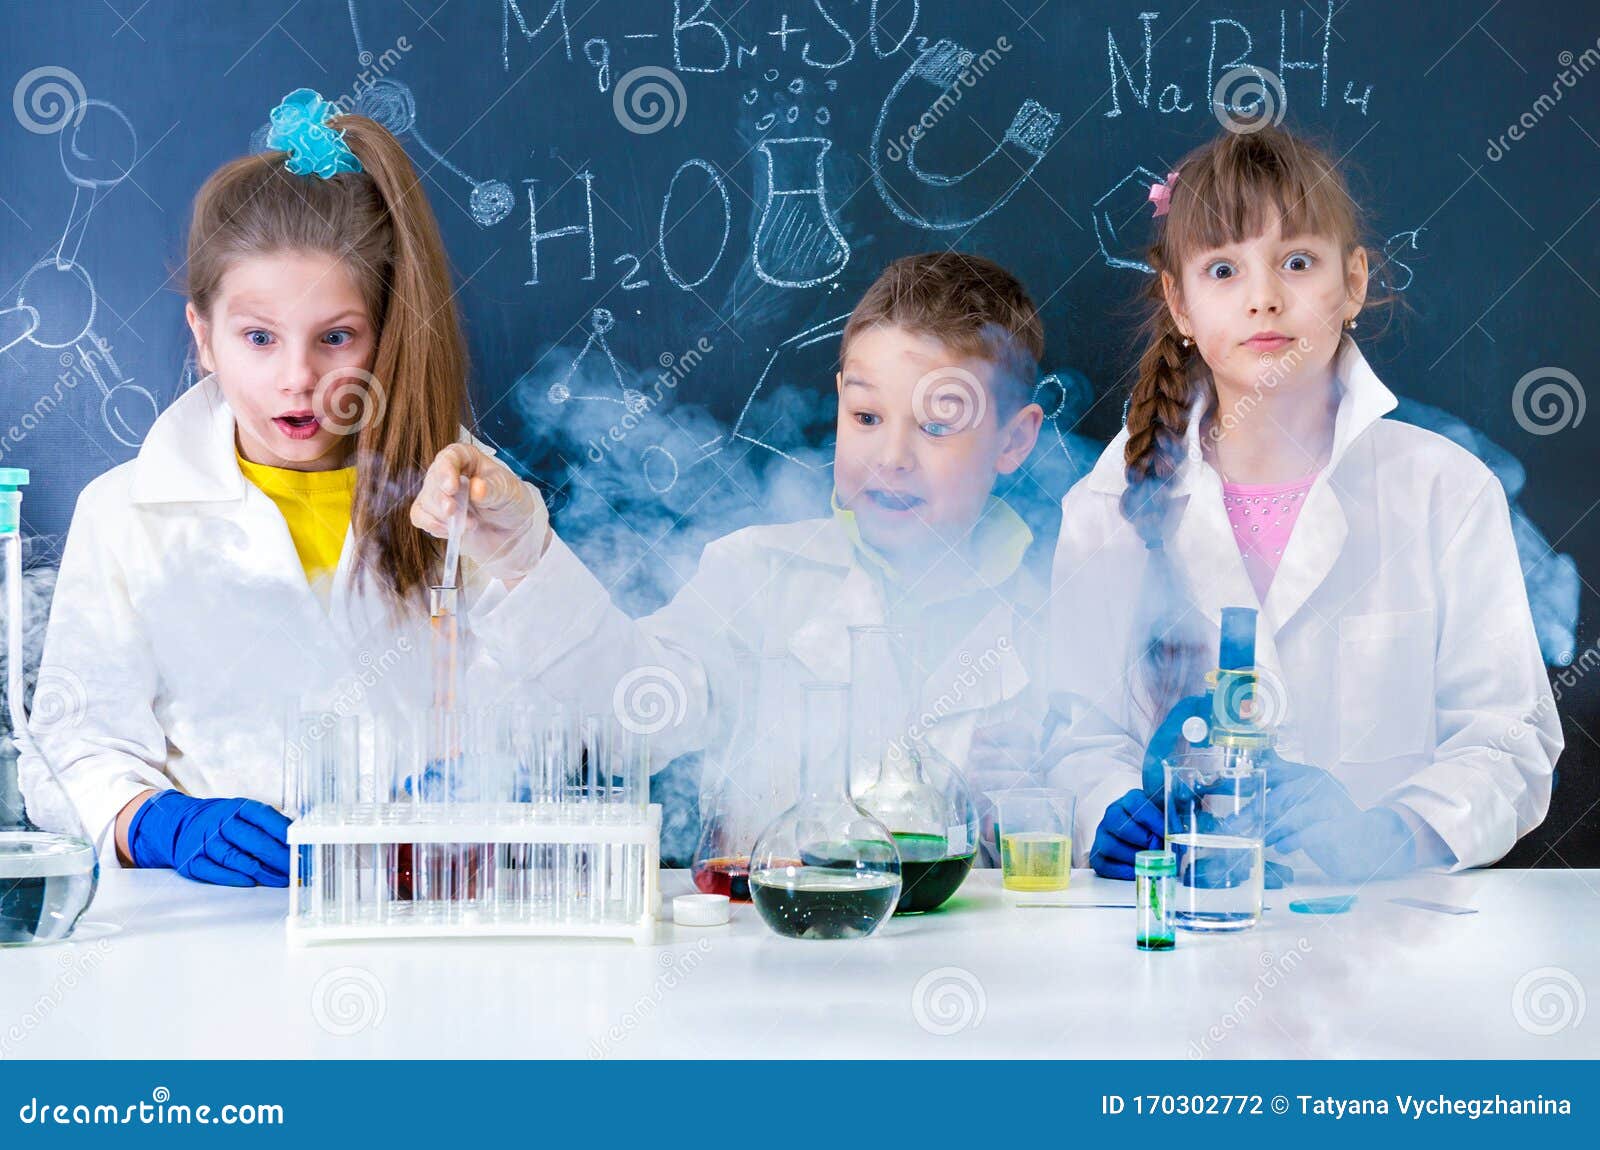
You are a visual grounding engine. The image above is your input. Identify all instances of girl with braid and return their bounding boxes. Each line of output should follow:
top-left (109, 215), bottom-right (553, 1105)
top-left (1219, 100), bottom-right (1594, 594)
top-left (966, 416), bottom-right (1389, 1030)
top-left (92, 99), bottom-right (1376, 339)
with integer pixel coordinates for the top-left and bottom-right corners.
top-left (1044, 125), bottom-right (1560, 883)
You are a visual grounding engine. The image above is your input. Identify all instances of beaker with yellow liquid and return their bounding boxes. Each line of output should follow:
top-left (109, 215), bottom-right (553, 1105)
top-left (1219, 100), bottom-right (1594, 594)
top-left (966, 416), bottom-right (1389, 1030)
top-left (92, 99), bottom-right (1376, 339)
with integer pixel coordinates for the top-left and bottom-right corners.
top-left (989, 788), bottom-right (1075, 893)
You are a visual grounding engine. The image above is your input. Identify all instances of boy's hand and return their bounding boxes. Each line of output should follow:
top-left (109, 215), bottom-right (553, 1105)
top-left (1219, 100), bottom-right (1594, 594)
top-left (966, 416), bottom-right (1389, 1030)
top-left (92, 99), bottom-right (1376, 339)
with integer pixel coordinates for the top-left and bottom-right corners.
top-left (411, 444), bottom-right (550, 584)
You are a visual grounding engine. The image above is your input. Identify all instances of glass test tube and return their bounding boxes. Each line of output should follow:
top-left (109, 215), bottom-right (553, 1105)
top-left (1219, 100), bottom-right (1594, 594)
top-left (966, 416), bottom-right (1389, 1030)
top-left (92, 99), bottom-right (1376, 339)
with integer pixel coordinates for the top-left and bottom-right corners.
top-left (426, 586), bottom-right (464, 922)
top-left (1136, 849), bottom-right (1176, 951)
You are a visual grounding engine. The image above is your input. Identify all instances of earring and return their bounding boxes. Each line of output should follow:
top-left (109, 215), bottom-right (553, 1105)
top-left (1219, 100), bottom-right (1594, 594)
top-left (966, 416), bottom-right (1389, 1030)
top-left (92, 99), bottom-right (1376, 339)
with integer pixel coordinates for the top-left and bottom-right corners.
top-left (1179, 335), bottom-right (1193, 347)
top-left (1343, 317), bottom-right (1359, 330)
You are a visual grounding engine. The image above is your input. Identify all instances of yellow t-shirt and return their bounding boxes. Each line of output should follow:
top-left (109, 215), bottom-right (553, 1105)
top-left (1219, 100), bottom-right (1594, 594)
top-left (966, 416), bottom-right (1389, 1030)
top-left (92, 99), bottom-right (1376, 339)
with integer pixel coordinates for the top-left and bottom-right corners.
top-left (236, 453), bottom-right (356, 586)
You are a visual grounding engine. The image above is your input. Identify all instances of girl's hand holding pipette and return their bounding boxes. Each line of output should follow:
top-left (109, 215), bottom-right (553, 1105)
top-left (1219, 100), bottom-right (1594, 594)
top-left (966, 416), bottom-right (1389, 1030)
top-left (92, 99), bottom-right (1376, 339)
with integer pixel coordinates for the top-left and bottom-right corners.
top-left (411, 444), bottom-right (550, 587)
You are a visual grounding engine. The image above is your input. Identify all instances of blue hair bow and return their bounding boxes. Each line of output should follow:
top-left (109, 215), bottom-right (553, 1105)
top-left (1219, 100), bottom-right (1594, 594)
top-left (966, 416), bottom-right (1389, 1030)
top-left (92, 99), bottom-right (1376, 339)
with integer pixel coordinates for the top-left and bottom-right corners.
top-left (266, 88), bottom-right (362, 178)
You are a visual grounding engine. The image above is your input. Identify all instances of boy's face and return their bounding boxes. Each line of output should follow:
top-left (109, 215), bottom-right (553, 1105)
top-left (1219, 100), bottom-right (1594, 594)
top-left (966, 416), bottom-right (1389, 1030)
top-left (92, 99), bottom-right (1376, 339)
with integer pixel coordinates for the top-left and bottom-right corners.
top-left (834, 324), bottom-right (1041, 563)
top-left (186, 249), bottom-right (377, 471)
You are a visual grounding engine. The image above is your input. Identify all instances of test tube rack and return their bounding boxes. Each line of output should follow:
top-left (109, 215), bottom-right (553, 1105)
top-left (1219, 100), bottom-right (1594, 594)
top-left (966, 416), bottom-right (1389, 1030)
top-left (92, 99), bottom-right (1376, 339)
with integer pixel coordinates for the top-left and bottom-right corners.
top-left (286, 805), bottom-right (660, 944)
top-left (284, 705), bottom-right (660, 945)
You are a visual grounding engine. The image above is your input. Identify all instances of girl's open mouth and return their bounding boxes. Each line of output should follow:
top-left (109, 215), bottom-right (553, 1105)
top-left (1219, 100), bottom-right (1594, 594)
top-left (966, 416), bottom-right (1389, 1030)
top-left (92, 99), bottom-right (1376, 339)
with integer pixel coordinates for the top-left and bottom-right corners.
top-left (272, 413), bottom-right (321, 440)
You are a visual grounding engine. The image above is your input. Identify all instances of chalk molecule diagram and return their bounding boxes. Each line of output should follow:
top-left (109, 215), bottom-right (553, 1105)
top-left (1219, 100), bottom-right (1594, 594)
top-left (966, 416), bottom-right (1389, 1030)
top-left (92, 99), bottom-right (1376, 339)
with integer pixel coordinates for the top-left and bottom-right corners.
top-left (1091, 165), bottom-right (1165, 274)
top-left (547, 307), bottom-right (648, 414)
top-left (4, 68), bottom-right (161, 449)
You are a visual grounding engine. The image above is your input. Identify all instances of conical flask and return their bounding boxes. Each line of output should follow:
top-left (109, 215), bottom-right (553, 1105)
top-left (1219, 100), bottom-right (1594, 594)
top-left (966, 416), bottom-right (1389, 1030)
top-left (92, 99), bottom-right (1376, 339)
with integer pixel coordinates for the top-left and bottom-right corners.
top-left (748, 681), bottom-right (900, 940)
top-left (751, 137), bottom-right (850, 288)
top-left (1, 469), bottom-right (98, 944)
top-left (690, 651), bottom-right (802, 901)
top-left (848, 624), bottom-right (977, 914)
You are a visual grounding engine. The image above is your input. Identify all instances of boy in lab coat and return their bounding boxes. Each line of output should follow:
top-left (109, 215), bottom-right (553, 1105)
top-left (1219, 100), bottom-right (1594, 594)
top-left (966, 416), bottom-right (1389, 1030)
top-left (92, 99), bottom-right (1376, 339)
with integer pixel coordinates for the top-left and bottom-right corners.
top-left (515, 253), bottom-right (1050, 849)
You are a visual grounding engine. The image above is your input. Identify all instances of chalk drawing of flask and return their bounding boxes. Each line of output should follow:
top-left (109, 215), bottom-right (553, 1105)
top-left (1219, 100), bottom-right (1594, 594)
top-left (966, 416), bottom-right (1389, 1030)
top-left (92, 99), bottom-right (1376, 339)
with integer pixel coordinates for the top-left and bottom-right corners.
top-left (752, 137), bottom-right (850, 288)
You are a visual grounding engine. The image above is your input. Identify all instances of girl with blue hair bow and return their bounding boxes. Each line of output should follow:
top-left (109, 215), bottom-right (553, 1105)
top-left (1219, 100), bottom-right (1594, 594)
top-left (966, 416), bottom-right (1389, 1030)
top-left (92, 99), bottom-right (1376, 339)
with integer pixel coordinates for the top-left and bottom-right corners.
top-left (18, 90), bottom-right (561, 886)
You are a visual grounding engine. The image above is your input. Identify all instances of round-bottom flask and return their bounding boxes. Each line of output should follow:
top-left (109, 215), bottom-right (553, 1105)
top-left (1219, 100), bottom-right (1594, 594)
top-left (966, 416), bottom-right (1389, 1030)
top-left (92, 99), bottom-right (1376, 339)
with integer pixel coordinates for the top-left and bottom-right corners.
top-left (848, 625), bottom-right (978, 914)
top-left (749, 682), bottom-right (900, 940)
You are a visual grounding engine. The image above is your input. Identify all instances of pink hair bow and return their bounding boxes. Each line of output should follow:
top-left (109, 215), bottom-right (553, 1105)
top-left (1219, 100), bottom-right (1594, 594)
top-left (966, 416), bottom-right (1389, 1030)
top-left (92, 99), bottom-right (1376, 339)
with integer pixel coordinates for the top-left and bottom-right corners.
top-left (1148, 170), bottom-right (1181, 218)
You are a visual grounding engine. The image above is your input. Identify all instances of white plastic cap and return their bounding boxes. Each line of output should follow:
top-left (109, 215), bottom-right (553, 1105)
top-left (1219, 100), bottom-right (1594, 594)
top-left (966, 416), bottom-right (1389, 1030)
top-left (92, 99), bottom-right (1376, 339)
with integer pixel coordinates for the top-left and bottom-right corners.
top-left (673, 893), bottom-right (730, 927)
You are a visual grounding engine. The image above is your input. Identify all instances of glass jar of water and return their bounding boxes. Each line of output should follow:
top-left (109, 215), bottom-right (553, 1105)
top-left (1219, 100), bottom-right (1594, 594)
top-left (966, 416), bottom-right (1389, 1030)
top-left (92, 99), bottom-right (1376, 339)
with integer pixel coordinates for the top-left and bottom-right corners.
top-left (1162, 747), bottom-right (1266, 932)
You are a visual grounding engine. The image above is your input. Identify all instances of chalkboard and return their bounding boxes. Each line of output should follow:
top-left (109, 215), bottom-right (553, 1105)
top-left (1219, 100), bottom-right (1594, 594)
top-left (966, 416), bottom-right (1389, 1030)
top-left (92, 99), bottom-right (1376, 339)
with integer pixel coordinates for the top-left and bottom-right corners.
top-left (3, 1), bottom-right (1596, 865)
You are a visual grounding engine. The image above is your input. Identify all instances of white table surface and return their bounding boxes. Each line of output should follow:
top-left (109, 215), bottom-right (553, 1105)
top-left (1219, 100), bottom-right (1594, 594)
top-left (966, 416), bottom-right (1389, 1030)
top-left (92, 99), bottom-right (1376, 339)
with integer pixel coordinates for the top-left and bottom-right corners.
top-left (3, 866), bottom-right (1596, 1059)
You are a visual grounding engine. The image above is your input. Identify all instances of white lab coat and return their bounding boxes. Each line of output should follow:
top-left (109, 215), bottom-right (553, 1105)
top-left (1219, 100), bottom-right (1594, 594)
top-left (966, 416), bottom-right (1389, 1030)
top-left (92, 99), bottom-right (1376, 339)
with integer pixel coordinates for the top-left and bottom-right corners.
top-left (512, 512), bottom-right (1047, 792)
top-left (1045, 340), bottom-right (1562, 871)
top-left (17, 374), bottom-right (565, 863)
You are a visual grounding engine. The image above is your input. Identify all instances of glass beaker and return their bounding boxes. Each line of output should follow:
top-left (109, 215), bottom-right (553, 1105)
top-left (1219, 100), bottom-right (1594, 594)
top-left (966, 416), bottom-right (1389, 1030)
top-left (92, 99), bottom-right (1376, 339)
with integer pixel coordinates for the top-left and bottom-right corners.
top-left (989, 787), bottom-right (1075, 893)
top-left (691, 651), bottom-right (802, 902)
top-left (848, 625), bottom-right (977, 914)
top-left (1, 469), bottom-right (98, 945)
top-left (1163, 747), bottom-right (1267, 932)
top-left (749, 682), bottom-right (901, 940)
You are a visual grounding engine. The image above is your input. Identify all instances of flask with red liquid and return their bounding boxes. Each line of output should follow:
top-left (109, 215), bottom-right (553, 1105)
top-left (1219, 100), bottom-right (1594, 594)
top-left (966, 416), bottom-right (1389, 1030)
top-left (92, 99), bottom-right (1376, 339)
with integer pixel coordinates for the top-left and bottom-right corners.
top-left (690, 651), bottom-right (802, 902)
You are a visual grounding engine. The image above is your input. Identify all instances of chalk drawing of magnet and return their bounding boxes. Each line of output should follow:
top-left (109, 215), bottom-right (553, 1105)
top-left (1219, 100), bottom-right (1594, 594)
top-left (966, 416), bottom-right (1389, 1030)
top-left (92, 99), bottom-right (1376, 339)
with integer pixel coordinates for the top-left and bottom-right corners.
top-left (870, 39), bottom-right (1061, 232)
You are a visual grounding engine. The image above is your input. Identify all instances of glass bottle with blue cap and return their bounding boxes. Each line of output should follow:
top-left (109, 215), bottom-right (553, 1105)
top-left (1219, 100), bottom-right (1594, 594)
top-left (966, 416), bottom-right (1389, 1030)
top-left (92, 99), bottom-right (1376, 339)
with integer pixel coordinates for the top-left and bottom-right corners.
top-left (0, 468), bottom-right (100, 944)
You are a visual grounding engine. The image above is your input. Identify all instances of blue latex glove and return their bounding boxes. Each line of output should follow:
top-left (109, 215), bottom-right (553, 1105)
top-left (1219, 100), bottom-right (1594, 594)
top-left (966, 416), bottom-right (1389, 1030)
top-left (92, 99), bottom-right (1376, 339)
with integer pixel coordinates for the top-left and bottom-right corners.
top-left (1090, 787), bottom-right (1162, 879)
top-left (1140, 694), bottom-right (1213, 797)
top-left (1265, 756), bottom-right (1414, 881)
top-left (1087, 695), bottom-right (1212, 881)
top-left (1130, 700), bottom-right (1295, 888)
top-left (1093, 786), bottom-right (1295, 887)
top-left (127, 791), bottom-right (291, 887)
top-left (403, 759), bottom-right (454, 801)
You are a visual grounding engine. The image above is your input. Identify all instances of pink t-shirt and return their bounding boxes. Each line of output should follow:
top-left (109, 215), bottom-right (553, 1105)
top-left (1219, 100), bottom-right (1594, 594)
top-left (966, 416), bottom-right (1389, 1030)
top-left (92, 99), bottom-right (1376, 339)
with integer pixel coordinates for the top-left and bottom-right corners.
top-left (1222, 474), bottom-right (1318, 601)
